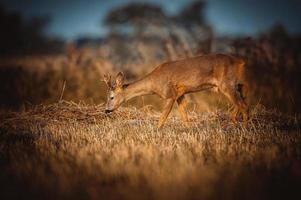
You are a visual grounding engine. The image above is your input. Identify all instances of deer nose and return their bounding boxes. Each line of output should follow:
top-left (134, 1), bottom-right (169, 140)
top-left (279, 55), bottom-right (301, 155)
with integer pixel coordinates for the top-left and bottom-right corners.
top-left (105, 109), bottom-right (113, 113)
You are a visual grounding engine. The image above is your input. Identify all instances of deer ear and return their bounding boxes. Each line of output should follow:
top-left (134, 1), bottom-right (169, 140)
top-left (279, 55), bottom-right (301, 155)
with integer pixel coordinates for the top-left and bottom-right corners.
top-left (103, 74), bottom-right (112, 89)
top-left (116, 72), bottom-right (124, 88)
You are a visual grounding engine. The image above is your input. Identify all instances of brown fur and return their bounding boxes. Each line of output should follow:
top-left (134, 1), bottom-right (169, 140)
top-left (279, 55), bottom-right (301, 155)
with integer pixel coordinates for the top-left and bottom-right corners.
top-left (104, 53), bottom-right (249, 128)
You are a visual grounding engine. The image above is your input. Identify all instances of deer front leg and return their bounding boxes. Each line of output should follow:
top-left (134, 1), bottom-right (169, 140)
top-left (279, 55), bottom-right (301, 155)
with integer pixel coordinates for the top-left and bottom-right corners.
top-left (158, 98), bottom-right (175, 129)
top-left (230, 106), bottom-right (239, 122)
top-left (177, 95), bottom-right (189, 127)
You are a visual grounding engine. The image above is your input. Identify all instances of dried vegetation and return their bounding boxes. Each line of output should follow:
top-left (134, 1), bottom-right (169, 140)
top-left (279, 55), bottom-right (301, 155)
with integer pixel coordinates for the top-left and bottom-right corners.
top-left (0, 102), bottom-right (300, 199)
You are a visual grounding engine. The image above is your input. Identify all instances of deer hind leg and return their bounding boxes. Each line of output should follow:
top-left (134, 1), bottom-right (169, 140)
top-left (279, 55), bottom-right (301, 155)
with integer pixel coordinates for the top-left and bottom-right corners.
top-left (177, 95), bottom-right (189, 127)
top-left (220, 83), bottom-right (249, 124)
top-left (158, 98), bottom-right (175, 129)
top-left (236, 83), bottom-right (249, 123)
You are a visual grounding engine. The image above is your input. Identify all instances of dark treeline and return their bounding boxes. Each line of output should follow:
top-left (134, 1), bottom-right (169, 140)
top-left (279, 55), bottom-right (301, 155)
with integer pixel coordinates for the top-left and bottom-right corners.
top-left (0, 6), bottom-right (63, 56)
top-left (233, 25), bottom-right (301, 113)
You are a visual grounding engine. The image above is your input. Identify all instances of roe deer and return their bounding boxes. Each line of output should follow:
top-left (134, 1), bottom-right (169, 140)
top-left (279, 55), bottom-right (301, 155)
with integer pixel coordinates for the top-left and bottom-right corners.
top-left (104, 53), bottom-right (249, 128)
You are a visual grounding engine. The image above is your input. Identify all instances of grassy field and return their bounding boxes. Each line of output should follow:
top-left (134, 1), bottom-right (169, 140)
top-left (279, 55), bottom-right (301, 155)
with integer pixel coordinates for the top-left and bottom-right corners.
top-left (0, 101), bottom-right (300, 200)
top-left (0, 32), bottom-right (300, 199)
top-left (1, 3), bottom-right (300, 199)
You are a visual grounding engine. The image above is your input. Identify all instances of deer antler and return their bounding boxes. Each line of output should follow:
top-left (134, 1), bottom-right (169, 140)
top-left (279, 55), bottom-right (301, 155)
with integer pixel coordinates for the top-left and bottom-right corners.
top-left (115, 72), bottom-right (124, 88)
top-left (103, 74), bottom-right (112, 89)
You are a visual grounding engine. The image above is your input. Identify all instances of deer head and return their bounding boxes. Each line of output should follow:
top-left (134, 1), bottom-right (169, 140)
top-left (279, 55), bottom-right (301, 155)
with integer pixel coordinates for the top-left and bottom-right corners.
top-left (103, 72), bottom-right (126, 113)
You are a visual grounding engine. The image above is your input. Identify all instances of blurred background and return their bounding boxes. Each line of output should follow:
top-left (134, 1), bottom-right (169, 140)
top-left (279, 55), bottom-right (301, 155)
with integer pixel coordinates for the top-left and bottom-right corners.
top-left (0, 0), bottom-right (300, 113)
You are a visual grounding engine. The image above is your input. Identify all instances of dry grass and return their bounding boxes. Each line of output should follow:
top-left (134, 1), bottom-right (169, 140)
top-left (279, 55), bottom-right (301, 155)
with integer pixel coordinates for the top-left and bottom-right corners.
top-left (0, 102), bottom-right (301, 200)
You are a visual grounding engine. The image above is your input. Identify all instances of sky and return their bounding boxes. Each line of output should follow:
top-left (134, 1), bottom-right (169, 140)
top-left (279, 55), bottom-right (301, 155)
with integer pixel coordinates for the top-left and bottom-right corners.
top-left (1, 0), bottom-right (301, 40)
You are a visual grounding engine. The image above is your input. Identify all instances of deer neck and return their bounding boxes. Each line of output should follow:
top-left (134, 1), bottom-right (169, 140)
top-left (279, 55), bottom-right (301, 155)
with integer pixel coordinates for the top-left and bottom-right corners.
top-left (124, 76), bottom-right (153, 101)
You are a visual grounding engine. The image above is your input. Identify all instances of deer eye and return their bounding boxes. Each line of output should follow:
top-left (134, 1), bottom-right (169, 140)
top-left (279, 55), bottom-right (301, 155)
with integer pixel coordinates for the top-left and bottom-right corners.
top-left (110, 97), bottom-right (114, 100)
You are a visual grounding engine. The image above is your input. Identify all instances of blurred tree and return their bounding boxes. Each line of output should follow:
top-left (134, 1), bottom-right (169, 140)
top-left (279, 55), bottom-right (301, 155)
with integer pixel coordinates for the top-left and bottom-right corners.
top-left (174, 0), bottom-right (213, 55)
top-left (267, 24), bottom-right (288, 40)
top-left (176, 0), bottom-right (207, 26)
top-left (104, 3), bottom-right (167, 25)
top-left (104, 3), bottom-right (167, 36)
top-left (0, 6), bottom-right (63, 55)
top-left (104, 1), bottom-right (209, 38)
top-left (103, 1), bottom-right (213, 64)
